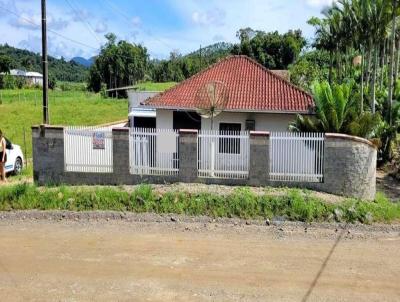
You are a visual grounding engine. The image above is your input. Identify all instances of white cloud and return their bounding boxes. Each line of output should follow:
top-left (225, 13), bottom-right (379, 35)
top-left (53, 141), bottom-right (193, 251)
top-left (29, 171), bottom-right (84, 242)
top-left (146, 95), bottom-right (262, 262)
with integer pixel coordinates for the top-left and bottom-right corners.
top-left (0, 0), bottom-right (334, 60)
top-left (9, 12), bottom-right (69, 31)
top-left (212, 34), bottom-right (224, 42)
top-left (18, 34), bottom-right (41, 53)
top-left (18, 34), bottom-right (87, 59)
top-left (162, 0), bottom-right (321, 57)
top-left (192, 8), bottom-right (225, 26)
top-left (306, 0), bottom-right (336, 7)
top-left (69, 9), bottom-right (91, 22)
top-left (132, 16), bottom-right (141, 27)
top-left (95, 20), bottom-right (108, 34)
top-left (9, 12), bottom-right (40, 30)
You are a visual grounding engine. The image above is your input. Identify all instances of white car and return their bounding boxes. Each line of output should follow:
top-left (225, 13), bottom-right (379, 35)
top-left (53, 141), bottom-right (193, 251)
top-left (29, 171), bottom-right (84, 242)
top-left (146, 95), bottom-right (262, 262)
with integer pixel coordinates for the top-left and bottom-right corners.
top-left (4, 138), bottom-right (24, 175)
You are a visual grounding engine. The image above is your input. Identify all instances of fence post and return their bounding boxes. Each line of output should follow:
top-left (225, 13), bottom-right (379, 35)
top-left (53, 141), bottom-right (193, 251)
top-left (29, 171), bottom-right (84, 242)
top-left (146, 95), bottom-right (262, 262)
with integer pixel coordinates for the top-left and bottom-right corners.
top-left (23, 128), bottom-right (28, 167)
top-left (249, 131), bottom-right (269, 186)
top-left (179, 129), bottom-right (198, 183)
top-left (31, 125), bottom-right (65, 185)
top-left (112, 128), bottom-right (130, 183)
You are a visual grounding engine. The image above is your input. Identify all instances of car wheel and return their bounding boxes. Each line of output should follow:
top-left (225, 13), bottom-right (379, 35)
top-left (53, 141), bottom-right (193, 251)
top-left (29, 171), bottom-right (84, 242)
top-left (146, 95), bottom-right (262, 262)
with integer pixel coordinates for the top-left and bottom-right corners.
top-left (13, 157), bottom-right (23, 175)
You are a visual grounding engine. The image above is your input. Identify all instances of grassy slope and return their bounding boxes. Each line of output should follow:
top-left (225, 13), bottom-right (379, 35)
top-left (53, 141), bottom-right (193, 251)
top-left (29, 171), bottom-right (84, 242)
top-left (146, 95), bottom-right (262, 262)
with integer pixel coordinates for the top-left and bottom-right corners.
top-left (135, 82), bottom-right (176, 91)
top-left (0, 88), bottom-right (128, 157)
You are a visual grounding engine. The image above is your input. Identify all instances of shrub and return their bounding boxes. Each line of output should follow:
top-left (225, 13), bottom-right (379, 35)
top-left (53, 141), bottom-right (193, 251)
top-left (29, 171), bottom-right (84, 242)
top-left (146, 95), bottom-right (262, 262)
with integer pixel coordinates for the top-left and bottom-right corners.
top-left (1, 74), bottom-right (16, 89)
top-left (15, 77), bottom-right (25, 89)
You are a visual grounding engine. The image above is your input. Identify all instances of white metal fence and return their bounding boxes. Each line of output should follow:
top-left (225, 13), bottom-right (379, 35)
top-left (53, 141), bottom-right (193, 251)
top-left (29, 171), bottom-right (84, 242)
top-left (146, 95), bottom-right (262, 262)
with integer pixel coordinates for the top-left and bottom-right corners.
top-left (64, 126), bottom-right (113, 173)
top-left (269, 132), bottom-right (324, 182)
top-left (198, 130), bottom-right (250, 179)
top-left (129, 128), bottom-right (179, 176)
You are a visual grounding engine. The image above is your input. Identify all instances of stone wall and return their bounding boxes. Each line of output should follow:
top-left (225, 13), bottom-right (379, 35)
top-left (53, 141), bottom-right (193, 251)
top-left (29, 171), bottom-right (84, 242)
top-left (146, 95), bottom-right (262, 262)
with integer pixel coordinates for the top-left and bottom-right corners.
top-left (32, 126), bottom-right (377, 200)
top-left (319, 134), bottom-right (377, 200)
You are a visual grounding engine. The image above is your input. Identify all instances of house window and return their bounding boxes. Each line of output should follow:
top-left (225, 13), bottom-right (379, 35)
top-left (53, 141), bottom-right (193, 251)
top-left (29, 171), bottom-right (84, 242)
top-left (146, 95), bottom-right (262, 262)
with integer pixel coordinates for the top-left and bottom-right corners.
top-left (245, 120), bottom-right (255, 131)
top-left (219, 123), bottom-right (241, 154)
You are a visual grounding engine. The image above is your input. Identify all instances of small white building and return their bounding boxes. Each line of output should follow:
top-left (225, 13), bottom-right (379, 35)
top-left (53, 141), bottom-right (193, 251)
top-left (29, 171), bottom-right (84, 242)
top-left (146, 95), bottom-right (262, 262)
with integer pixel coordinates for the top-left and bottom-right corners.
top-left (8, 69), bottom-right (43, 86)
top-left (128, 90), bottom-right (158, 128)
top-left (142, 55), bottom-right (314, 132)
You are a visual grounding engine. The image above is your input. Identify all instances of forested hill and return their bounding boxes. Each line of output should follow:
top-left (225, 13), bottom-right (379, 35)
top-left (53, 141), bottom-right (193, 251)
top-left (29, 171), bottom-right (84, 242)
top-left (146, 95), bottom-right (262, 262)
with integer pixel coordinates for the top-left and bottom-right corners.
top-left (150, 42), bottom-right (233, 83)
top-left (186, 42), bottom-right (233, 59)
top-left (0, 44), bottom-right (88, 82)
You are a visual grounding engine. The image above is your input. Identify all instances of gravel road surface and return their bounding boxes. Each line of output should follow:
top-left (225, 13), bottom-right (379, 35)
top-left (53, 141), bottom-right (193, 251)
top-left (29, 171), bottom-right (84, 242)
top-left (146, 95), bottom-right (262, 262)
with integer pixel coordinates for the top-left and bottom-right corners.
top-left (0, 212), bottom-right (399, 302)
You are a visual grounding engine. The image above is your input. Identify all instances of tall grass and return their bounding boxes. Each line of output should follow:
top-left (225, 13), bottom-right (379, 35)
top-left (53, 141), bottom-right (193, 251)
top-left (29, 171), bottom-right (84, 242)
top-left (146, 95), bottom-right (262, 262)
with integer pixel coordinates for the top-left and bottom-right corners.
top-left (0, 184), bottom-right (399, 224)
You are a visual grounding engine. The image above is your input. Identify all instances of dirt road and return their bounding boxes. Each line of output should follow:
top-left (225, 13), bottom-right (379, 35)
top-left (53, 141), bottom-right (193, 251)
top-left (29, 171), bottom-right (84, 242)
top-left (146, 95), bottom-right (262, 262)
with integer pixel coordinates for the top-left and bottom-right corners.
top-left (0, 214), bottom-right (399, 302)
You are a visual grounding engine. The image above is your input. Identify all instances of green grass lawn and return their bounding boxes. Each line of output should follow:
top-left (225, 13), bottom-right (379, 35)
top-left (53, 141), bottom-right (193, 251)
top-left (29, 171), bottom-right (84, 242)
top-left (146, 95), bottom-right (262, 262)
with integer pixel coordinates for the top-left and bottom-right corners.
top-left (134, 81), bottom-right (176, 91)
top-left (0, 88), bottom-right (128, 157)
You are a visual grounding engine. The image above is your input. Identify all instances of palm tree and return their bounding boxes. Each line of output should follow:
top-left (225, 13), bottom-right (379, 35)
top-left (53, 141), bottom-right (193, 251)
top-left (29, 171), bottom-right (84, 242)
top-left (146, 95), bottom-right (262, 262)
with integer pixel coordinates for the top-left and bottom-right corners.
top-left (345, 0), bottom-right (368, 111)
top-left (394, 19), bottom-right (400, 81)
top-left (387, 0), bottom-right (400, 125)
top-left (308, 17), bottom-right (336, 83)
top-left (289, 81), bottom-right (380, 137)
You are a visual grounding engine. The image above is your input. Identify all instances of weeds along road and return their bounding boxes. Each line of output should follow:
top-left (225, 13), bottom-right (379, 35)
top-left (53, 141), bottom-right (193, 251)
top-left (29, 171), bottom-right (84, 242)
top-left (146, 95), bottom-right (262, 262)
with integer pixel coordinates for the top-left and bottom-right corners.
top-left (0, 214), bottom-right (399, 302)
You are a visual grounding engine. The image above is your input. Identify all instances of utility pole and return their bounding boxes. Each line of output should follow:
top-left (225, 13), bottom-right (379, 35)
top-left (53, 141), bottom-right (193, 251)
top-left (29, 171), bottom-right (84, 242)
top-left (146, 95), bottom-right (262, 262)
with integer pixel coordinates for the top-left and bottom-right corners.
top-left (41, 0), bottom-right (49, 124)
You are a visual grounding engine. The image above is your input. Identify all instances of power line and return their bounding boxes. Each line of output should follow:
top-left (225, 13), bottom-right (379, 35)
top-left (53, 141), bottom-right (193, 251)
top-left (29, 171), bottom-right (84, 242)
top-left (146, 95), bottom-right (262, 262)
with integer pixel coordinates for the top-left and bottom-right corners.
top-left (0, 5), bottom-right (99, 51)
top-left (0, 5), bottom-right (171, 64)
top-left (64, 0), bottom-right (102, 44)
top-left (99, 0), bottom-right (175, 51)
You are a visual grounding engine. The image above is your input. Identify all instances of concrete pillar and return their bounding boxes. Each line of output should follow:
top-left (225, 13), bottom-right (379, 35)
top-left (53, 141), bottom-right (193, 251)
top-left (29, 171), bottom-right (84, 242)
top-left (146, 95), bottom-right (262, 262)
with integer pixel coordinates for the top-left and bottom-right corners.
top-left (179, 129), bottom-right (198, 183)
top-left (31, 125), bottom-right (65, 185)
top-left (112, 128), bottom-right (130, 183)
top-left (248, 131), bottom-right (269, 186)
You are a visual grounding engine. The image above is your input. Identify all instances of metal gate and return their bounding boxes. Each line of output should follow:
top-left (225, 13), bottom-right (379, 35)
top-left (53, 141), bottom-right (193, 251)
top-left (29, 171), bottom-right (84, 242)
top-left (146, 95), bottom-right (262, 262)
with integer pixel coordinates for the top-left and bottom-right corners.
top-left (64, 126), bottom-right (113, 173)
top-left (269, 132), bottom-right (324, 182)
top-left (197, 130), bottom-right (250, 179)
top-left (129, 128), bottom-right (179, 176)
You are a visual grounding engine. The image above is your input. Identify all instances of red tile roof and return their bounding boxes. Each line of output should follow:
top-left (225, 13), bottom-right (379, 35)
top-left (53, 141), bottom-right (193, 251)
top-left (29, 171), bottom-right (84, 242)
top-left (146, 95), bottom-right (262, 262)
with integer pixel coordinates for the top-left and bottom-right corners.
top-left (144, 55), bottom-right (314, 113)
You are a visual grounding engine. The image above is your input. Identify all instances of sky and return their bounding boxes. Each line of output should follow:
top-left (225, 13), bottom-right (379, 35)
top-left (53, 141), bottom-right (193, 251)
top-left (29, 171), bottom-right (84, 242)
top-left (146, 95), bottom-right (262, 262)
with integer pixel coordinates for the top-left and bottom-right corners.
top-left (0, 0), bottom-right (336, 60)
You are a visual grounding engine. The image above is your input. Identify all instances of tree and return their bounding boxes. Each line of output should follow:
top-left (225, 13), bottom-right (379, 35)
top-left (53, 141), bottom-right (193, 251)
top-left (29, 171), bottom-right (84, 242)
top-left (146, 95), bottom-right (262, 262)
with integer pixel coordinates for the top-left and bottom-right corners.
top-left (308, 15), bottom-right (338, 84)
top-left (387, 0), bottom-right (400, 125)
top-left (48, 73), bottom-right (57, 90)
top-left (149, 42), bottom-right (233, 82)
top-left (21, 56), bottom-right (33, 70)
top-left (0, 55), bottom-right (12, 73)
top-left (88, 33), bottom-right (149, 94)
top-left (231, 29), bottom-right (306, 69)
top-left (289, 50), bottom-right (331, 92)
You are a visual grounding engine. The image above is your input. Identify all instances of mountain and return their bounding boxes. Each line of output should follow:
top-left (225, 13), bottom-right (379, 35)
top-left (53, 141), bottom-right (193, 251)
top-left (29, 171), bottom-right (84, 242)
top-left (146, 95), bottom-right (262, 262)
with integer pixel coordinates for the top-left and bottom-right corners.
top-left (186, 42), bottom-right (233, 58)
top-left (71, 56), bottom-right (95, 68)
top-left (0, 44), bottom-right (89, 82)
top-left (150, 42), bottom-right (235, 82)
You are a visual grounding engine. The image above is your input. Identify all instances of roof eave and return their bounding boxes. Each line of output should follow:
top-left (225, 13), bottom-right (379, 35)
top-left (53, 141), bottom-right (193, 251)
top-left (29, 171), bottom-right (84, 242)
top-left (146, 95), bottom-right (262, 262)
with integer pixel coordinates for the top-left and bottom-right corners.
top-left (142, 105), bottom-right (314, 115)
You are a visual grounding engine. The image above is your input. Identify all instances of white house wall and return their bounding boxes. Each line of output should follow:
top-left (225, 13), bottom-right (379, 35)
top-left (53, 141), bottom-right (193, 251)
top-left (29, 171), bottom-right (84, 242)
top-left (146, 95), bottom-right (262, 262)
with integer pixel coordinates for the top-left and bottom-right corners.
top-left (156, 109), bottom-right (297, 132)
top-left (201, 112), bottom-right (296, 132)
top-left (30, 77), bottom-right (43, 86)
top-left (156, 109), bottom-right (173, 129)
top-left (254, 113), bottom-right (296, 132)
